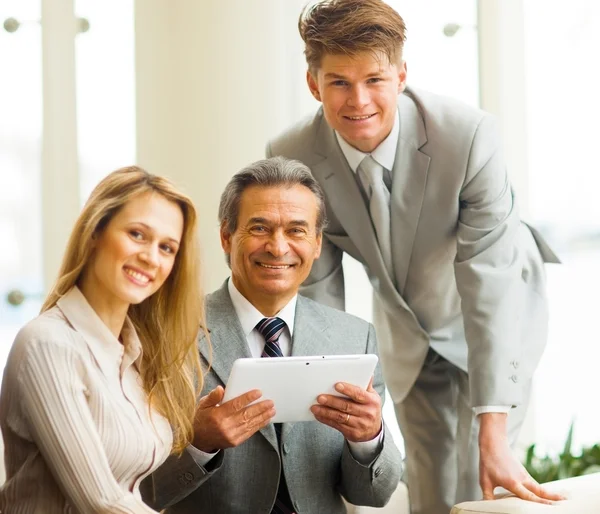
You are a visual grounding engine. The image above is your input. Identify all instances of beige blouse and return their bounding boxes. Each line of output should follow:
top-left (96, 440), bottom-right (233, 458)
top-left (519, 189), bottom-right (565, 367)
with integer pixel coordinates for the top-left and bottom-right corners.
top-left (0, 287), bottom-right (172, 513)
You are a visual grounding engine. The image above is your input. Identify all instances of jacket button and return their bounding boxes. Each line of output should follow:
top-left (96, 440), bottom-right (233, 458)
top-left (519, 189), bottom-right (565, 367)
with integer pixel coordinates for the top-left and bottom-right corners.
top-left (374, 468), bottom-right (382, 477)
top-left (184, 472), bottom-right (194, 481)
top-left (283, 443), bottom-right (290, 454)
top-left (511, 360), bottom-right (519, 369)
top-left (510, 375), bottom-right (518, 383)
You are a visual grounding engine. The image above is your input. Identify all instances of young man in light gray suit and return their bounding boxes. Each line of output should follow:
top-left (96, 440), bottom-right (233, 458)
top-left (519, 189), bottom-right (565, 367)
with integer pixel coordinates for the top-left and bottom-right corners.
top-left (142, 157), bottom-right (402, 513)
top-left (265, 1), bottom-right (564, 513)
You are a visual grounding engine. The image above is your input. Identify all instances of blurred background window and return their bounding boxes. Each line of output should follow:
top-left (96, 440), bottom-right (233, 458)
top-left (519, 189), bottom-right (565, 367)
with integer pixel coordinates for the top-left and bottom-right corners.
top-left (1, 0), bottom-right (597, 460)
top-left (523, 0), bottom-right (600, 454)
top-left (0, 0), bottom-right (134, 368)
top-left (0, 0), bottom-right (43, 364)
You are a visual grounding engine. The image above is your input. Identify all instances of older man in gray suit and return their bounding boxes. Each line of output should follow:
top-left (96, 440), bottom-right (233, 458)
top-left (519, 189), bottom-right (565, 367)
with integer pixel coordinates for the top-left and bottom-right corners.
top-left (142, 157), bottom-right (402, 514)
top-left (265, 1), bottom-right (564, 513)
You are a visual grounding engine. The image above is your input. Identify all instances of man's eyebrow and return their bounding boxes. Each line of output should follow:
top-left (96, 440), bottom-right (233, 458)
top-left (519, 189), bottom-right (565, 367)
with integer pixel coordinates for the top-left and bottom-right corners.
top-left (288, 220), bottom-right (310, 228)
top-left (247, 217), bottom-right (270, 225)
top-left (129, 221), bottom-right (180, 245)
top-left (324, 72), bottom-right (348, 80)
top-left (324, 71), bottom-right (382, 80)
top-left (246, 218), bottom-right (310, 228)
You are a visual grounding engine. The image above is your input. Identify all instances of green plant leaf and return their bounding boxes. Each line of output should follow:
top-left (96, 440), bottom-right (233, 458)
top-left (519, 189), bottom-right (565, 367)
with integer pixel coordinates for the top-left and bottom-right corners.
top-left (522, 422), bottom-right (600, 483)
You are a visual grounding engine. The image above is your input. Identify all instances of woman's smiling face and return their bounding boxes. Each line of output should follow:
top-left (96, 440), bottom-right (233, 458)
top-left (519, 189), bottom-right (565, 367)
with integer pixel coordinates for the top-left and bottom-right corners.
top-left (81, 191), bottom-right (184, 312)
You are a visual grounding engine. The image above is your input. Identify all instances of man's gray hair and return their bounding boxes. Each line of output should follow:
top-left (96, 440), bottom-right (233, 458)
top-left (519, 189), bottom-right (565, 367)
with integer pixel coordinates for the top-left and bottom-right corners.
top-left (218, 156), bottom-right (328, 234)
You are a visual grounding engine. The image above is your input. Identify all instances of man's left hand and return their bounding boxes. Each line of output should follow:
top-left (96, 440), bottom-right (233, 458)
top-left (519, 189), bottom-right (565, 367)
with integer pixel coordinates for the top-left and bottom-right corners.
top-left (479, 412), bottom-right (565, 504)
top-left (310, 377), bottom-right (382, 442)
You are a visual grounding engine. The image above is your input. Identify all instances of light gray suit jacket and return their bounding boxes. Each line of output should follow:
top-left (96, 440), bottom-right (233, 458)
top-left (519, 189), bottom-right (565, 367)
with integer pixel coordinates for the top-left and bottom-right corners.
top-left (267, 87), bottom-right (559, 409)
top-left (142, 282), bottom-right (402, 514)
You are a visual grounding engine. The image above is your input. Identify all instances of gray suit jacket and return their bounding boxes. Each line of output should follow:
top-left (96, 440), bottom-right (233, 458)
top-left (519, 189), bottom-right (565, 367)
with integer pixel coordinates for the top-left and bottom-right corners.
top-left (267, 87), bottom-right (559, 409)
top-left (143, 281), bottom-right (402, 514)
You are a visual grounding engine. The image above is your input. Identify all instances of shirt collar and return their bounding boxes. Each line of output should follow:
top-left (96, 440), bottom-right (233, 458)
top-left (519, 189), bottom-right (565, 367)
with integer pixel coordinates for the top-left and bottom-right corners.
top-left (57, 286), bottom-right (143, 376)
top-left (227, 278), bottom-right (296, 337)
top-left (335, 109), bottom-right (400, 172)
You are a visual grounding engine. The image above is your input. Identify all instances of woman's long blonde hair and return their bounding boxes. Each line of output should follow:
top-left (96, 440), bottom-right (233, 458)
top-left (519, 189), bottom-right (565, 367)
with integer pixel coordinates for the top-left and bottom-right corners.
top-left (42, 166), bottom-right (207, 453)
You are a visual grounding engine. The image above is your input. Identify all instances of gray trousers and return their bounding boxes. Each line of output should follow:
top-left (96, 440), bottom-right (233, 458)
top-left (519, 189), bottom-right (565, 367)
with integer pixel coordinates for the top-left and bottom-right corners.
top-left (394, 348), bottom-right (530, 514)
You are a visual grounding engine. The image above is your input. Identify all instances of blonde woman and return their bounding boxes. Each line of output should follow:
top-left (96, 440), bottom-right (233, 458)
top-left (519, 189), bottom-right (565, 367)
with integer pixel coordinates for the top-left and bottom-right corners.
top-left (0, 166), bottom-right (208, 513)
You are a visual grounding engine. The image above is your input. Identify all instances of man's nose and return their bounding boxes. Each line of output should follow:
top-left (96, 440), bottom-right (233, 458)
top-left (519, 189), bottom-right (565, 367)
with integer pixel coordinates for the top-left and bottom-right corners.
top-left (265, 232), bottom-right (290, 257)
top-left (348, 85), bottom-right (370, 109)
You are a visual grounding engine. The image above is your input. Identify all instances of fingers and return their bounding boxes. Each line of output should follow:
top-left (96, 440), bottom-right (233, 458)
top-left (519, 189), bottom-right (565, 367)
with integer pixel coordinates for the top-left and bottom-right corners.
top-left (317, 383), bottom-right (381, 414)
top-left (334, 382), bottom-right (372, 404)
top-left (223, 389), bottom-right (263, 413)
top-left (311, 403), bottom-right (381, 442)
top-left (366, 376), bottom-right (375, 392)
top-left (510, 482), bottom-right (554, 505)
top-left (242, 399), bottom-right (276, 425)
top-left (241, 401), bottom-right (276, 431)
top-left (525, 479), bottom-right (566, 502)
top-left (198, 386), bottom-right (225, 408)
top-left (481, 472), bottom-right (564, 504)
top-left (480, 474), bottom-right (495, 501)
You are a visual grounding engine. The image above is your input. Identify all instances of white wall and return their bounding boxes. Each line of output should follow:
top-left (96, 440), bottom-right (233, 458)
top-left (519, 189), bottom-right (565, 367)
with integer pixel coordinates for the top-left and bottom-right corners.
top-left (135, 0), bottom-right (316, 293)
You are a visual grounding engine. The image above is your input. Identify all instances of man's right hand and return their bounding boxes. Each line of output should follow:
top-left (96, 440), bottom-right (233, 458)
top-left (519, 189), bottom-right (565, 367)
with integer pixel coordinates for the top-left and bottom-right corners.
top-left (192, 386), bottom-right (276, 453)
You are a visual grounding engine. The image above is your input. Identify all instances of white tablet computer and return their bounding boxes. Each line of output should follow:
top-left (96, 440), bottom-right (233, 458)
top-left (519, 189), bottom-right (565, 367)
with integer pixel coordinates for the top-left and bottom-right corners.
top-left (222, 354), bottom-right (378, 423)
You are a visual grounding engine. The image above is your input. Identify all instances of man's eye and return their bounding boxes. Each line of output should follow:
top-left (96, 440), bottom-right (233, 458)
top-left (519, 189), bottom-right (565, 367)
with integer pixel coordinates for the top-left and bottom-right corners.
top-left (332, 80), bottom-right (348, 87)
top-left (251, 226), bottom-right (267, 233)
top-left (367, 77), bottom-right (382, 84)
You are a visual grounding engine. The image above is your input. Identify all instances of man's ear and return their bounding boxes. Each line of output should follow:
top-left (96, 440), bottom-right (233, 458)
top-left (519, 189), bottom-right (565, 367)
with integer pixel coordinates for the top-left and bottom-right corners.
top-left (314, 231), bottom-right (323, 259)
top-left (397, 60), bottom-right (408, 93)
top-left (307, 71), bottom-right (322, 102)
top-left (220, 222), bottom-right (233, 254)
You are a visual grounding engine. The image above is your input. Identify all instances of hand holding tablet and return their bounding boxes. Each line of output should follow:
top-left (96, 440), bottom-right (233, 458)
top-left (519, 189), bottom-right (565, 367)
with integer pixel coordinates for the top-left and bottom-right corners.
top-left (223, 354), bottom-right (378, 423)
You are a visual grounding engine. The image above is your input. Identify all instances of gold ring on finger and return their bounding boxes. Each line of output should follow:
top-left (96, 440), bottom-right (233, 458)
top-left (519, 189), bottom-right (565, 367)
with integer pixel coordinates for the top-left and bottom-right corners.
top-left (344, 413), bottom-right (350, 424)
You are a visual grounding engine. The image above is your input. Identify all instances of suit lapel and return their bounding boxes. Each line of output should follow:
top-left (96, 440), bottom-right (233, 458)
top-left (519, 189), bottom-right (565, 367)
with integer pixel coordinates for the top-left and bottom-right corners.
top-left (311, 113), bottom-right (390, 281)
top-left (199, 282), bottom-right (252, 384)
top-left (199, 281), bottom-right (278, 450)
top-left (290, 296), bottom-right (330, 358)
top-left (310, 100), bottom-right (429, 314)
top-left (282, 296), bottom-right (330, 440)
top-left (390, 91), bottom-right (431, 294)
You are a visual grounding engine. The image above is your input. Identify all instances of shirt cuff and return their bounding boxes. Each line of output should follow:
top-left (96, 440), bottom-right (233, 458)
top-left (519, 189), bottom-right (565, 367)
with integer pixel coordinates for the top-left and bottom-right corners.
top-left (187, 444), bottom-right (220, 467)
top-left (473, 405), bottom-right (511, 416)
top-left (347, 425), bottom-right (384, 465)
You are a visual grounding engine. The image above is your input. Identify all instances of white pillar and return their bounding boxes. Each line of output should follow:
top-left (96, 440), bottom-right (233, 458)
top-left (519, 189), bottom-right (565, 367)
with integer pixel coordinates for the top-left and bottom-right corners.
top-left (477, 0), bottom-right (530, 218)
top-left (478, 0), bottom-right (537, 450)
top-left (41, 0), bottom-right (80, 290)
top-left (135, 0), bottom-right (315, 293)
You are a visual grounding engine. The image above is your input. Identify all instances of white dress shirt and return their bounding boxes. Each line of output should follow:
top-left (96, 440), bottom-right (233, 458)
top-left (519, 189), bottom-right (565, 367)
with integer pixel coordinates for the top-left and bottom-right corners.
top-left (191, 279), bottom-right (384, 466)
top-left (335, 111), bottom-right (509, 417)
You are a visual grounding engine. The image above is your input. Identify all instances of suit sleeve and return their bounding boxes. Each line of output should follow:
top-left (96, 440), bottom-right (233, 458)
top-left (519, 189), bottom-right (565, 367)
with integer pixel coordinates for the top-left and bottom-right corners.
top-left (453, 114), bottom-right (529, 407)
top-left (16, 341), bottom-right (160, 514)
top-left (267, 140), bottom-right (347, 311)
top-left (338, 324), bottom-right (403, 508)
top-left (140, 449), bottom-right (223, 510)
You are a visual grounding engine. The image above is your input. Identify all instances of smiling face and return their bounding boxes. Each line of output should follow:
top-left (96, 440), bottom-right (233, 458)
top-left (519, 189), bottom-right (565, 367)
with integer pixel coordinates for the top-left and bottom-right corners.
top-left (221, 185), bottom-right (322, 315)
top-left (80, 191), bottom-right (184, 317)
top-left (307, 51), bottom-right (406, 153)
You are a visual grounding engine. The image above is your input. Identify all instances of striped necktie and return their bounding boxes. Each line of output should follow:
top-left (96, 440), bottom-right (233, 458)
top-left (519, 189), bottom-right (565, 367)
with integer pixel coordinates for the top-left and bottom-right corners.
top-left (256, 317), bottom-right (286, 358)
top-left (255, 317), bottom-right (295, 514)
